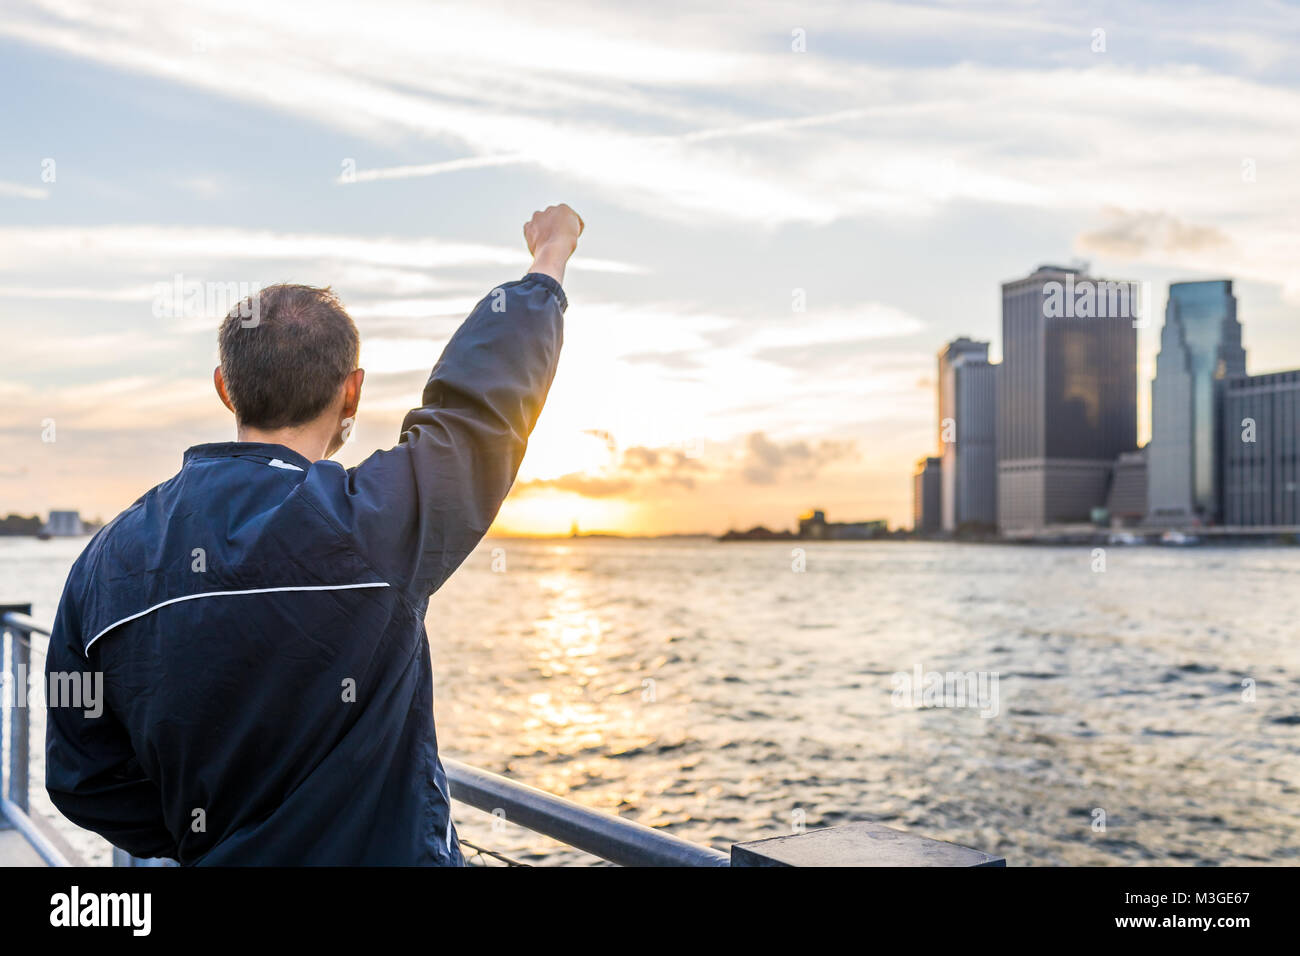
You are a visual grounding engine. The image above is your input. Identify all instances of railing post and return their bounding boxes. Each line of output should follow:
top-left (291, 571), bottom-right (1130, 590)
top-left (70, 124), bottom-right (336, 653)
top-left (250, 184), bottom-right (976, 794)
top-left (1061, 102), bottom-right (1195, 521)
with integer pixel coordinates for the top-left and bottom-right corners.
top-left (2, 604), bottom-right (32, 815)
top-left (730, 822), bottom-right (1004, 866)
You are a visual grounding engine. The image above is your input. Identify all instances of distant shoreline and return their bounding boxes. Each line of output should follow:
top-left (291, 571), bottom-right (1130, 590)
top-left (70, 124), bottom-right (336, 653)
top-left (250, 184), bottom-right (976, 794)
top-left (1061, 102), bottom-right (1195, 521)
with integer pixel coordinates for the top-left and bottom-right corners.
top-left (9, 530), bottom-right (1297, 548)
top-left (485, 531), bottom-right (1300, 547)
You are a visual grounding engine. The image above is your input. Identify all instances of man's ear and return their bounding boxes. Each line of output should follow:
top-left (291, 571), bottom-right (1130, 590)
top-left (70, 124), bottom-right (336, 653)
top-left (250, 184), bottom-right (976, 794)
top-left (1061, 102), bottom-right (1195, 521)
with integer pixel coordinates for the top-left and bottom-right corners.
top-left (341, 368), bottom-right (365, 420)
top-left (213, 367), bottom-right (236, 414)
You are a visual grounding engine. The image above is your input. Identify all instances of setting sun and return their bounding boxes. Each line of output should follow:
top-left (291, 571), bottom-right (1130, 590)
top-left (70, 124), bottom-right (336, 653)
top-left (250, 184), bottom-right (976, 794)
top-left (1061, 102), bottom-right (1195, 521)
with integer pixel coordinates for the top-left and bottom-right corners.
top-left (516, 420), bottom-right (615, 483)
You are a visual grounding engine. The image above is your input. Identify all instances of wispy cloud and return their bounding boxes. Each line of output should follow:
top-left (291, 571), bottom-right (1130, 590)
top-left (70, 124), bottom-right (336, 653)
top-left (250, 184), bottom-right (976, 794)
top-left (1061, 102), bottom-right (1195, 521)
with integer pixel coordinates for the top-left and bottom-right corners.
top-left (0, 226), bottom-right (640, 274)
top-left (342, 109), bottom-right (877, 184)
top-left (4, 0), bottom-right (1296, 240)
top-left (0, 180), bottom-right (48, 199)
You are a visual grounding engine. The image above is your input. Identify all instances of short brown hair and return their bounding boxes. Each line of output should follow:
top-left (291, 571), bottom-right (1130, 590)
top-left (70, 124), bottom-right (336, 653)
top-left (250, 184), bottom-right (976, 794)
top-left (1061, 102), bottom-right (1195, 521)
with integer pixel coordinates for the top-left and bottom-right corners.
top-left (218, 284), bottom-right (359, 429)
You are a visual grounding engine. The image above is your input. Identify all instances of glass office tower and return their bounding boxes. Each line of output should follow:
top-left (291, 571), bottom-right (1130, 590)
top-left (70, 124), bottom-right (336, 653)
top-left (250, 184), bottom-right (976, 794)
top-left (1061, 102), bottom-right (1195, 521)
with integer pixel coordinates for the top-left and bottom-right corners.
top-left (1147, 280), bottom-right (1245, 525)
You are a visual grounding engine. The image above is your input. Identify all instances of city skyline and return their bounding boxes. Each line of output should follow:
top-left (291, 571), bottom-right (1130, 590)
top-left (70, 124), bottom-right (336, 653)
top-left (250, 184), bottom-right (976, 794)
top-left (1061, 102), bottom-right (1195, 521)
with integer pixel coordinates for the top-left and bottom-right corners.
top-left (3, 1), bottom-right (1300, 534)
top-left (6, 265), bottom-right (1295, 537)
top-left (14, 268), bottom-right (1286, 538)
top-left (919, 265), bottom-right (1300, 536)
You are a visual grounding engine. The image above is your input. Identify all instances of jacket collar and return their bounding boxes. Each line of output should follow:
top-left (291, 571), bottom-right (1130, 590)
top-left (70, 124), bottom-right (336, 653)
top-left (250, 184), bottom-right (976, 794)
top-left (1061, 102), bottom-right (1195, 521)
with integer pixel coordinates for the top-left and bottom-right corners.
top-left (183, 442), bottom-right (316, 472)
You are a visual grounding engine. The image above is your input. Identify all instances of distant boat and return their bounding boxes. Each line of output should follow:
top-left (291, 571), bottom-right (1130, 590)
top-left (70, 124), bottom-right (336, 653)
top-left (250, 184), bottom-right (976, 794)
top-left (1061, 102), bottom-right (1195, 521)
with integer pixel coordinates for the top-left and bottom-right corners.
top-left (1160, 530), bottom-right (1200, 546)
top-left (1108, 531), bottom-right (1141, 546)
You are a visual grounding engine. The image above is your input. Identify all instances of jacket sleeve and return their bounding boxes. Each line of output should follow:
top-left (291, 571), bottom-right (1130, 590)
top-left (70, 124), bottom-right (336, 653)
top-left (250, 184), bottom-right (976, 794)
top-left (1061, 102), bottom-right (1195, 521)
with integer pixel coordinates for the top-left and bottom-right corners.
top-left (327, 272), bottom-right (566, 598)
top-left (44, 585), bottom-right (178, 860)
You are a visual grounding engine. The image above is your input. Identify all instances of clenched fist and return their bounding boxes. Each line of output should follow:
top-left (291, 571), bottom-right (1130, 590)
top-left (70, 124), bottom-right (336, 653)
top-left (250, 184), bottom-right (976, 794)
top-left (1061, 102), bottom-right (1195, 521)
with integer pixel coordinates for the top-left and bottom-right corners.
top-left (524, 204), bottom-right (583, 285)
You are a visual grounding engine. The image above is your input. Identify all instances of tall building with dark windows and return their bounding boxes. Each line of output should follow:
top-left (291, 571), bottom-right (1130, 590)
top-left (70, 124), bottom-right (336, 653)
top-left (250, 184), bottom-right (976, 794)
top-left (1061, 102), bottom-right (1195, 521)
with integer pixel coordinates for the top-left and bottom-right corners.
top-left (1146, 280), bottom-right (1245, 526)
top-left (1222, 370), bottom-right (1300, 527)
top-left (937, 338), bottom-right (997, 532)
top-left (997, 265), bottom-right (1139, 532)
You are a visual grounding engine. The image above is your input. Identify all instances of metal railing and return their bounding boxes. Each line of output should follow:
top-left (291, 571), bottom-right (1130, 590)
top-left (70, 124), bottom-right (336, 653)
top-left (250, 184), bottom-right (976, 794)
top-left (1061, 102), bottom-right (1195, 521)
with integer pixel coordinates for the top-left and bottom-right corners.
top-left (2, 605), bottom-right (1003, 868)
top-left (1, 607), bottom-right (728, 867)
top-left (2, 605), bottom-right (75, 866)
top-left (444, 757), bottom-right (728, 866)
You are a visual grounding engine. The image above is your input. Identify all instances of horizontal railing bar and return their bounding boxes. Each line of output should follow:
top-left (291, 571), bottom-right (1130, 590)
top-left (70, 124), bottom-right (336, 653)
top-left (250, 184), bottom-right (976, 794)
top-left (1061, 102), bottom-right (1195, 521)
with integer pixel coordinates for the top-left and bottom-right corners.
top-left (2, 611), bottom-right (48, 639)
top-left (0, 798), bottom-right (73, 867)
top-left (443, 757), bottom-right (730, 867)
top-left (3, 612), bottom-right (730, 866)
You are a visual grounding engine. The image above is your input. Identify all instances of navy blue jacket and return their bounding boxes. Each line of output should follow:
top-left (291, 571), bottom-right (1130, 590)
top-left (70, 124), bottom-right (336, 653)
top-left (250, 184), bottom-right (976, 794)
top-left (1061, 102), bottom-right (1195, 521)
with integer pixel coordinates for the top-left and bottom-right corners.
top-left (44, 272), bottom-right (565, 865)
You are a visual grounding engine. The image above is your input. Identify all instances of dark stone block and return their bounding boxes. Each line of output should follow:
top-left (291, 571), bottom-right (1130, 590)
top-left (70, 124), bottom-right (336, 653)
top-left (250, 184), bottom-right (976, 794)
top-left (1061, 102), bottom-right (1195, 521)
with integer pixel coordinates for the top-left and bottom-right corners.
top-left (731, 823), bottom-right (1005, 867)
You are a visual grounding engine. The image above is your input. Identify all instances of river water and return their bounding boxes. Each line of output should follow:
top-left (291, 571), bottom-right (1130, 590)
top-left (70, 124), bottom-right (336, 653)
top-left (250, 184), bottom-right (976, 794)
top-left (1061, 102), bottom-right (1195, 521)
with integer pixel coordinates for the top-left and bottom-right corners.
top-left (4, 535), bottom-right (1298, 865)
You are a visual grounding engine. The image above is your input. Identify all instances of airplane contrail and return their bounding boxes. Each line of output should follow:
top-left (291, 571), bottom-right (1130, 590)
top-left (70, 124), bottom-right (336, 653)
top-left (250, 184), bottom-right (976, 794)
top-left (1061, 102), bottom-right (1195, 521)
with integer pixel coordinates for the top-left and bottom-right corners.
top-left (338, 109), bottom-right (876, 185)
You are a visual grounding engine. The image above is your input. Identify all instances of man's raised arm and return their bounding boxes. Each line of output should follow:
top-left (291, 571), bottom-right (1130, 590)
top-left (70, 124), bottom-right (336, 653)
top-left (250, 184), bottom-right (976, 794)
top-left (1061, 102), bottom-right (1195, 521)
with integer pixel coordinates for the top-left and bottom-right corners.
top-left (307, 205), bottom-right (583, 598)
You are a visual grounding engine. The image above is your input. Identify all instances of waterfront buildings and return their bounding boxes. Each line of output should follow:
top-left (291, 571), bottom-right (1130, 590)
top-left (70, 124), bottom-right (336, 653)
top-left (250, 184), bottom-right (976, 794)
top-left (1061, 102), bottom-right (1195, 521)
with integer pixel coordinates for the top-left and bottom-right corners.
top-left (798, 510), bottom-right (889, 540)
top-left (1146, 280), bottom-right (1245, 526)
top-left (937, 338), bottom-right (998, 532)
top-left (911, 266), bottom-right (1300, 537)
top-left (997, 265), bottom-right (1139, 533)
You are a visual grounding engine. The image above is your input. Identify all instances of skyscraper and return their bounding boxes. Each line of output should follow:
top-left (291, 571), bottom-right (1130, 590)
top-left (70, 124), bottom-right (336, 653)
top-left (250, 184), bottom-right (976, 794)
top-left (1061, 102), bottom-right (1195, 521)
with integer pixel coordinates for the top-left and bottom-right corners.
top-left (913, 455), bottom-right (942, 534)
top-left (937, 338), bottom-right (997, 532)
top-left (997, 265), bottom-right (1138, 532)
top-left (1147, 280), bottom-right (1245, 526)
top-left (1222, 370), bottom-right (1300, 527)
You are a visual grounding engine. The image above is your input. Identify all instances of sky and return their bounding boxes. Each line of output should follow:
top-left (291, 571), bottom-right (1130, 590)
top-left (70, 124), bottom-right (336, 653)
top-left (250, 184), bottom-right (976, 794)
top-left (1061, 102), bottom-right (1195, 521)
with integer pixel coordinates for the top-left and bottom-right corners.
top-left (1, 0), bottom-right (1298, 535)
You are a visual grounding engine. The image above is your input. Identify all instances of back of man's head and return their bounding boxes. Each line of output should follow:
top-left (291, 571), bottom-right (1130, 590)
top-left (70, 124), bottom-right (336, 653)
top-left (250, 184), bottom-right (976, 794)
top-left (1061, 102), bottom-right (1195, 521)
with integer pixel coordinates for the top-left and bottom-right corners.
top-left (218, 284), bottom-right (360, 429)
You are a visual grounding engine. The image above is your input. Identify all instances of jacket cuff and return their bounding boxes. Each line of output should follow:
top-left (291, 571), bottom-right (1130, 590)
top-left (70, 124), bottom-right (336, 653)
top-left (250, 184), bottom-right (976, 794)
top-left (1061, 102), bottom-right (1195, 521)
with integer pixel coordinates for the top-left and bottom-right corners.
top-left (522, 272), bottom-right (568, 313)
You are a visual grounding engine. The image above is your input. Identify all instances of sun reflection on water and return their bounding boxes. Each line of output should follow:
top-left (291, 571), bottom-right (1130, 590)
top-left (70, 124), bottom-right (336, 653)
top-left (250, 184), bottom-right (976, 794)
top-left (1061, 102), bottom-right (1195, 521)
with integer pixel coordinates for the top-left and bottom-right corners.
top-left (427, 539), bottom-right (1300, 866)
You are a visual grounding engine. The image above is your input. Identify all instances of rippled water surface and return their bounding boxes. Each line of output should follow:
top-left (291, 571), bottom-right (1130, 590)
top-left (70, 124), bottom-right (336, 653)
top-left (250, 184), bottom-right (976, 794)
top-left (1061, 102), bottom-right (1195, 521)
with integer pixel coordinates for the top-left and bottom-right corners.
top-left (5, 536), bottom-right (1300, 865)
